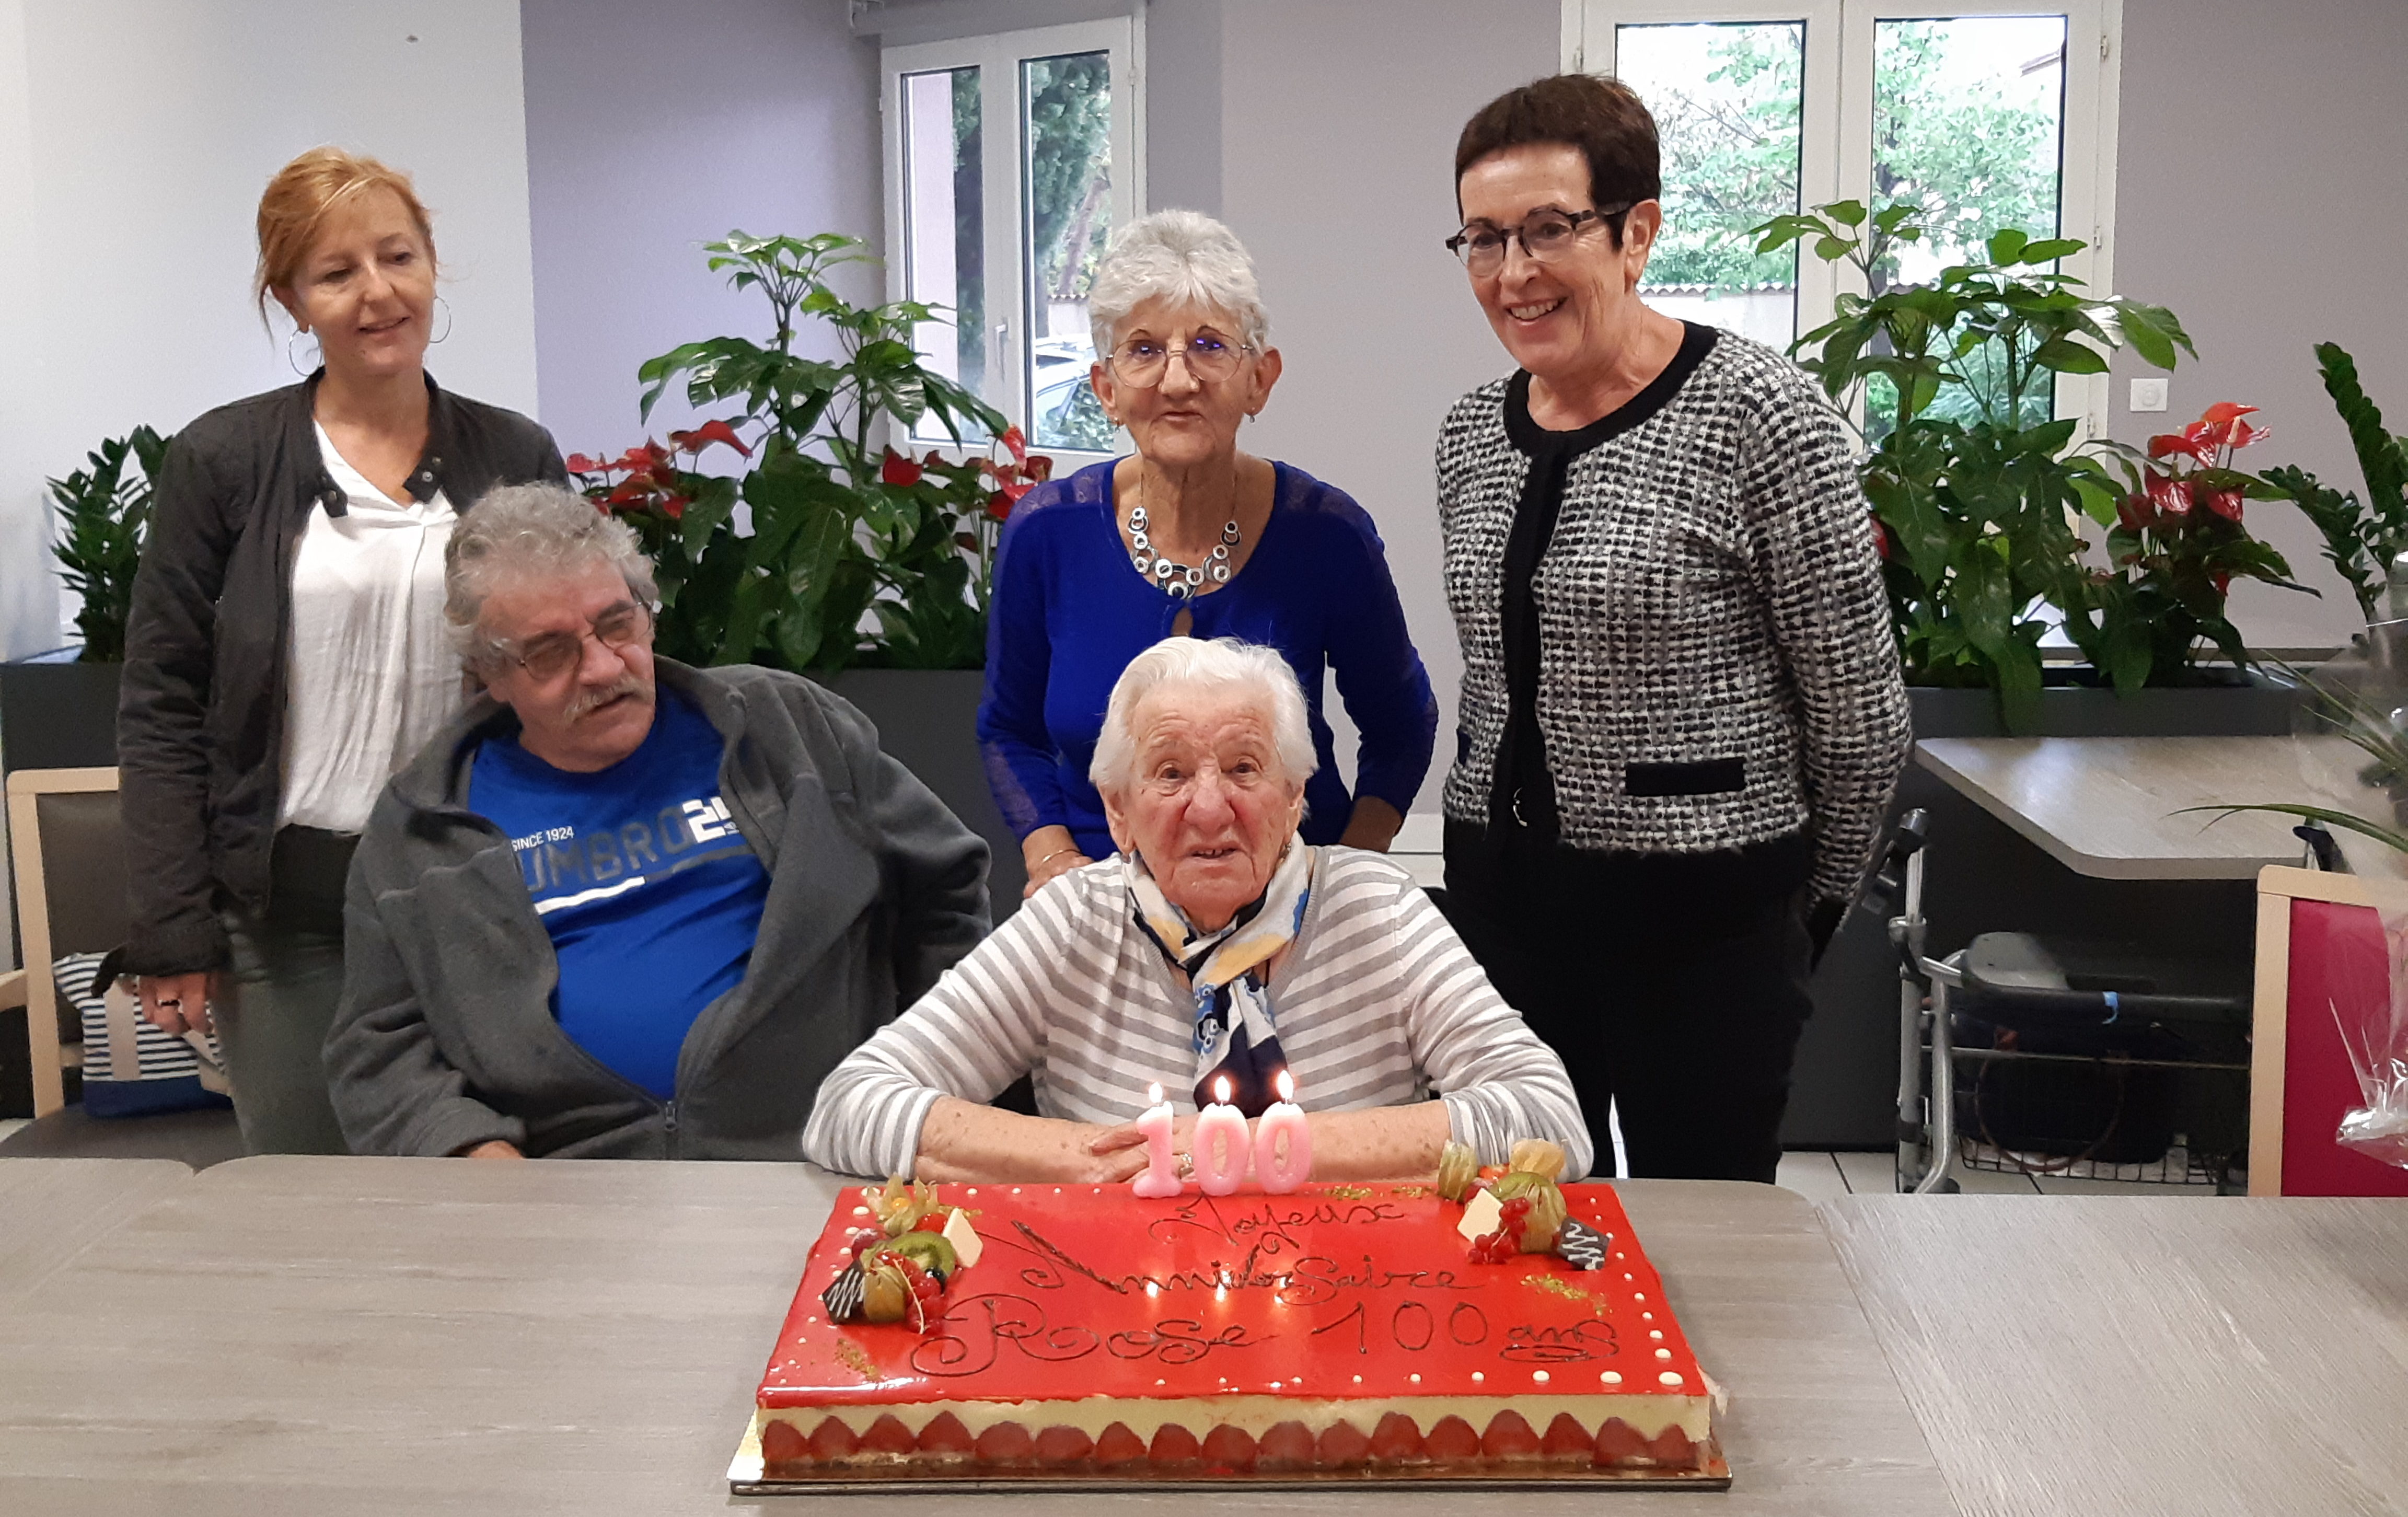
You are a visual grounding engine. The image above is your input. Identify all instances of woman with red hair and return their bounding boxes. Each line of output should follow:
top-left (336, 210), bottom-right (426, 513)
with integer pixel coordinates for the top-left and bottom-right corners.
top-left (119, 147), bottom-right (564, 1153)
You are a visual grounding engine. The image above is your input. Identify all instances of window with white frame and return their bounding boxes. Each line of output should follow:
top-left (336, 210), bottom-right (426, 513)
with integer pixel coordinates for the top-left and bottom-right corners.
top-left (1567, 0), bottom-right (2120, 434)
top-left (883, 18), bottom-right (1142, 462)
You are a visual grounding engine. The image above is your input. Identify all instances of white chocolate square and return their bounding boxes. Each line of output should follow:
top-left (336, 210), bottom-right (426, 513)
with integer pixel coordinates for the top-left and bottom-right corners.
top-left (942, 1207), bottom-right (983, 1268)
top-left (1456, 1187), bottom-right (1504, 1242)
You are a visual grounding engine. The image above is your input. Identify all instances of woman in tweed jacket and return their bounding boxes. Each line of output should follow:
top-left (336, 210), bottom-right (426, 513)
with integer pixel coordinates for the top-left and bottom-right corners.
top-left (1435, 75), bottom-right (1909, 1184)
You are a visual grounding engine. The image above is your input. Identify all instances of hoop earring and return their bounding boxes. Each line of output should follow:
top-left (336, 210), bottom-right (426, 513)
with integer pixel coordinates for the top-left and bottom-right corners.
top-left (287, 329), bottom-right (321, 377)
top-left (431, 296), bottom-right (453, 344)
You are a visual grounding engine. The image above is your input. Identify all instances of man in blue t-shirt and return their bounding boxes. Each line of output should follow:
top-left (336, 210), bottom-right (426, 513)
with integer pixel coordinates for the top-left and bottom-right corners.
top-left (326, 484), bottom-right (991, 1160)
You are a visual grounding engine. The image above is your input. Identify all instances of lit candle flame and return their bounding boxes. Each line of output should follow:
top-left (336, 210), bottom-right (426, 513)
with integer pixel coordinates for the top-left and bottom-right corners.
top-left (1213, 1075), bottom-right (1232, 1106)
top-left (1276, 1069), bottom-right (1295, 1103)
top-left (1147, 1082), bottom-right (1163, 1105)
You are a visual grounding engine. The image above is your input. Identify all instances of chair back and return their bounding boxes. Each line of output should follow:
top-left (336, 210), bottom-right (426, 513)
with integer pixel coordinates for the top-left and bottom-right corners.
top-left (6, 767), bottom-right (122, 1116)
top-left (2251, 865), bottom-right (2408, 1197)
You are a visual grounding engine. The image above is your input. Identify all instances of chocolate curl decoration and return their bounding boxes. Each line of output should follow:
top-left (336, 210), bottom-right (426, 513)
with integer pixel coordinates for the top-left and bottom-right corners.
top-left (1555, 1217), bottom-right (1612, 1271)
top-left (821, 1260), bottom-right (867, 1321)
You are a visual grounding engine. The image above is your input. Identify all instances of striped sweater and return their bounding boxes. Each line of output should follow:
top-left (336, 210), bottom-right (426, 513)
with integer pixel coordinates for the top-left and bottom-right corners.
top-left (802, 847), bottom-right (1592, 1180)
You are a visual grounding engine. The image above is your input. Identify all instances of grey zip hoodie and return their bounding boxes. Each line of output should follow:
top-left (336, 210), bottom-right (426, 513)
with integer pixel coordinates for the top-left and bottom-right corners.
top-left (325, 659), bottom-right (990, 1159)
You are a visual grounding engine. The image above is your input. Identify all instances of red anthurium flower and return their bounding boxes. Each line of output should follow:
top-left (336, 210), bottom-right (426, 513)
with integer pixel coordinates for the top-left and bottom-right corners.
top-left (1869, 512), bottom-right (1891, 560)
top-left (662, 495), bottom-right (688, 519)
top-left (2116, 493), bottom-right (2154, 534)
top-left (2146, 472), bottom-right (2193, 518)
top-left (985, 490), bottom-right (1015, 522)
top-left (604, 480), bottom-right (649, 507)
top-left (1025, 454), bottom-right (1054, 484)
top-left (2148, 431), bottom-right (2214, 463)
top-left (2198, 401), bottom-right (2258, 427)
top-left (881, 447), bottom-right (924, 487)
top-left (999, 425), bottom-right (1028, 466)
top-left (2225, 418), bottom-right (2267, 451)
top-left (2212, 570), bottom-right (2232, 596)
top-left (564, 452), bottom-right (604, 474)
top-left (666, 418), bottom-right (752, 458)
top-left (2201, 488), bottom-right (2244, 522)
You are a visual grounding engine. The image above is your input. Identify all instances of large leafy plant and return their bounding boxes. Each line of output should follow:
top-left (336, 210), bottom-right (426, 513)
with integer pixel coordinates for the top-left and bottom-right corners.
top-left (2260, 343), bottom-right (2408, 624)
top-left (49, 426), bottom-right (169, 662)
top-left (573, 232), bottom-right (1045, 674)
top-left (1754, 202), bottom-right (2196, 719)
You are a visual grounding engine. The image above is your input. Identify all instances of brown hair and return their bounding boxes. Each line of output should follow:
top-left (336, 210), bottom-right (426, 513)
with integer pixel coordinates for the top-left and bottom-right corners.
top-left (253, 147), bottom-right (436, 323)
top-left (1454, 75), bottom-right (1660, 246)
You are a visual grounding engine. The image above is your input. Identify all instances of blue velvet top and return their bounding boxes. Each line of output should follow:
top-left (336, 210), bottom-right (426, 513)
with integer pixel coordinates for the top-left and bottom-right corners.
top-left (977, 458), bottom-right (1438, 858)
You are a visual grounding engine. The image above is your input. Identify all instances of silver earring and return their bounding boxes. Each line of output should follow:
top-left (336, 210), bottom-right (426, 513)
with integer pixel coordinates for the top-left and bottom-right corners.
top-left (287, 328), bottom-right (321, 376)
top-left (431, 295), bottom-right (453, 344)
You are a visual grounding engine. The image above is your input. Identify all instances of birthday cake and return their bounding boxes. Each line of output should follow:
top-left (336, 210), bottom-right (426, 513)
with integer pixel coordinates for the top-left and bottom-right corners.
top-left (738, 1166), bottom-right (1724, 1487)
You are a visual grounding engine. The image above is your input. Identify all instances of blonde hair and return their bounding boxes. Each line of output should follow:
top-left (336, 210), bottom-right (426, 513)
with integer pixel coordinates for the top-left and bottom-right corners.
top-left (253, 147), bottom-right (436, 325)
top-left (1090, 636), bottom-right (1317, 797)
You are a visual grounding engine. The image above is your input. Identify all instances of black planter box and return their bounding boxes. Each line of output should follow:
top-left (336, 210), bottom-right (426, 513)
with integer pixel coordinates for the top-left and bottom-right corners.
top-left (0, 660), bottom-right (123, 775)
top-left (820, 668), bottom-right (1027, 916)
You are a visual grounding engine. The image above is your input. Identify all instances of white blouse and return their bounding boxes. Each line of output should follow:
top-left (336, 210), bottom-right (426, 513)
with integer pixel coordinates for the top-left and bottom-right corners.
top-left (277, 424), bottom-right (460, 834)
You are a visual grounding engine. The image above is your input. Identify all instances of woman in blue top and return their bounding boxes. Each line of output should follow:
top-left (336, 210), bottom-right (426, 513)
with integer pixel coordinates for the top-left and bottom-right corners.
top-left (980, 210), bottom-right (1438, 897)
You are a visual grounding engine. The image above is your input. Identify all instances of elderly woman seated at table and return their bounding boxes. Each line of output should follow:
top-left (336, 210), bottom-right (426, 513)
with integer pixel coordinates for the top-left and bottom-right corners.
top-left (804, 636), bottom-right (1589, 1183)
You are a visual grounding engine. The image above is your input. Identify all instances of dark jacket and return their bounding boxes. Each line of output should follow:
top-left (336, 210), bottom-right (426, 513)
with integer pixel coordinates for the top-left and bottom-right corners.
top-left (325, 661), bottom-right (992, 1160)
top-left (117, 372), bottom-right (566, 977)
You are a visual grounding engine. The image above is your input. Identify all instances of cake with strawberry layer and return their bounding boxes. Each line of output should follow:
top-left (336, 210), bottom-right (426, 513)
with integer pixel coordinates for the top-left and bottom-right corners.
top-left (741, 1173), bottom-right (1723, 1485)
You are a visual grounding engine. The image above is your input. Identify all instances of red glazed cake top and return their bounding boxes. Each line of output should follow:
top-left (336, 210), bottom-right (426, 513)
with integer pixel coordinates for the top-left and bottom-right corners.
top-left (759, 1183), bottom-right (1703, 1409)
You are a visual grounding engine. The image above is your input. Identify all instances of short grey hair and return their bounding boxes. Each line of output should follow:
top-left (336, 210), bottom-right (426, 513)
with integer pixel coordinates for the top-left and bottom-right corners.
top-left (1087, 209), bottom-right (1271, 359)
top-left (1090, 636), bottom-right (1317, 797)
top-left (444, 482), bottom-right (659, 669)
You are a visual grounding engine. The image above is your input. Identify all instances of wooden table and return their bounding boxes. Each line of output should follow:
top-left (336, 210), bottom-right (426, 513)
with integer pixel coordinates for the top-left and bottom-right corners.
top-left (1825, 1194), bottom-right (2408, 1517)
top-left (0, 1156), bottom-right (1952, 1514)
top-left (1913, 735), bottom-right (2390, 880)
top-left (0, 1157), bottom-right (188, 1304)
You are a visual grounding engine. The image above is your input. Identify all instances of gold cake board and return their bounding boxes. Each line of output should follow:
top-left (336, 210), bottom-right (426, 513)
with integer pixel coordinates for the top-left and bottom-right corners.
top-left (728, 1415), bottom-right (1733, 1494)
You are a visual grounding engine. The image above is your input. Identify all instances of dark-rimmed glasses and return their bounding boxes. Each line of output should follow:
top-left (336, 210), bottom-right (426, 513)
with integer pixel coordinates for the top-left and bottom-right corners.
top-left (1445, 204), bottom-right (1631, 275)
top-left (504, 599), bottom-right (654, 682)
top-left (1105, 333), bottom-right (1252, 388)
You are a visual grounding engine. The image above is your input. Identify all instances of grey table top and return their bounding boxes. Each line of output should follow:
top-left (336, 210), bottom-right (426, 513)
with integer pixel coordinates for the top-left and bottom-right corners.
top-left (0, 1157), bottom-right (189, 1304)
top-left (0, 1156), bottom-right (1951, 1515)
top-left (1912, 735), bottom-right (2397, 880)
top-left (1824, 1194), bottom-right (2408, 1517)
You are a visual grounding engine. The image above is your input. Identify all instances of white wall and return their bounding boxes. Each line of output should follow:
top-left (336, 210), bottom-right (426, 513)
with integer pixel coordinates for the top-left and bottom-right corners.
top-left (0, 0), bottom-right (538, 658)
top-left (1217, 0), bottom-right (1559, 810)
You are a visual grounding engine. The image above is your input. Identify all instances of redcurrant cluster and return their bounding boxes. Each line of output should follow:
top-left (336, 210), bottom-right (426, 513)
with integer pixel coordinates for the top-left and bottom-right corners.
top-left (1467, 1196), bottom-right (1533, 1263)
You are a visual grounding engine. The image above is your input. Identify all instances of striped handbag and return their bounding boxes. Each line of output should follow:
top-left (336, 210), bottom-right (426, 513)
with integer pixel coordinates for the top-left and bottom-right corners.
top-left (55, 951), bottom-right (234, 1119)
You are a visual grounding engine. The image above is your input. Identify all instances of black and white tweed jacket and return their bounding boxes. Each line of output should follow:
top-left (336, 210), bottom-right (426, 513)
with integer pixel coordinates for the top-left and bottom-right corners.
top-left (1438, 329), bottom-right (1911, 907)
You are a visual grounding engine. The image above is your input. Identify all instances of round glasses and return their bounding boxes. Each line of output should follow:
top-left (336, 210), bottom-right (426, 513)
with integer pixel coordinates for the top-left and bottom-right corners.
top-left (1106, 333), bottom-right (1252, 388)
top-left (506, 599), bottom-right (654, 682)
top-left (1445, 204), bottom-right (1631, 276)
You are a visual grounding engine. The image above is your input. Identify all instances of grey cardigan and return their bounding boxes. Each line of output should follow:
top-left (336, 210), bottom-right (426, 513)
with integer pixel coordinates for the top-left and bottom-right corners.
top-left (325, 661), bottom-right (991, 1160)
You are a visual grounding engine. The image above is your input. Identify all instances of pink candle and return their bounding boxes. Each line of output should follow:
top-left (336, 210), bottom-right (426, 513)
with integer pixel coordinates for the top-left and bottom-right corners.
top-left (1254, 1069), bottom-right (1312, 1194)
top-left (1132, 1083), bottom-right (1182, 1198)
top-left (1190, 1075), bottom-right (1251, 1196)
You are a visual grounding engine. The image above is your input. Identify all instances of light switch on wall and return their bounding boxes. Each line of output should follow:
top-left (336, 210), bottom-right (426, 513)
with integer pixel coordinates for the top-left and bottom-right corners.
top-left (2129, 377), bottom-right (2169, 413)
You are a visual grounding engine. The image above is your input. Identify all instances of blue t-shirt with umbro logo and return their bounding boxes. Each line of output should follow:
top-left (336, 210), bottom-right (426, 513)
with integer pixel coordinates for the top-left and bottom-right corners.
top-left (468, 688), bottom-right (770, 1100)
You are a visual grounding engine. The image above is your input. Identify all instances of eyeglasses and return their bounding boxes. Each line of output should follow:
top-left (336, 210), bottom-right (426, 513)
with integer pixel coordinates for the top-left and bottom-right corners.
top-left (1106, 333), bottom-right (1252, 388)
top-left (1444, 204), bottom-right (1631, 276)
top-left (504, 599), bottom-right (654, 682)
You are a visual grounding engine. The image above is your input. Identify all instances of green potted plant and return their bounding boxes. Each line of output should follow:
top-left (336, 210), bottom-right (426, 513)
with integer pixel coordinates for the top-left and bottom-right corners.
top-left (568, 230), bottom-right (1054, 907)
top-left (2, 427), bottom-right (170, 773)
top-left (2260, 342), bottom-right (2408, 626)
top-left (2055, 403), bottom-right (2308, 690)
top-left (1754, 202), bottom-right (2301, 738)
